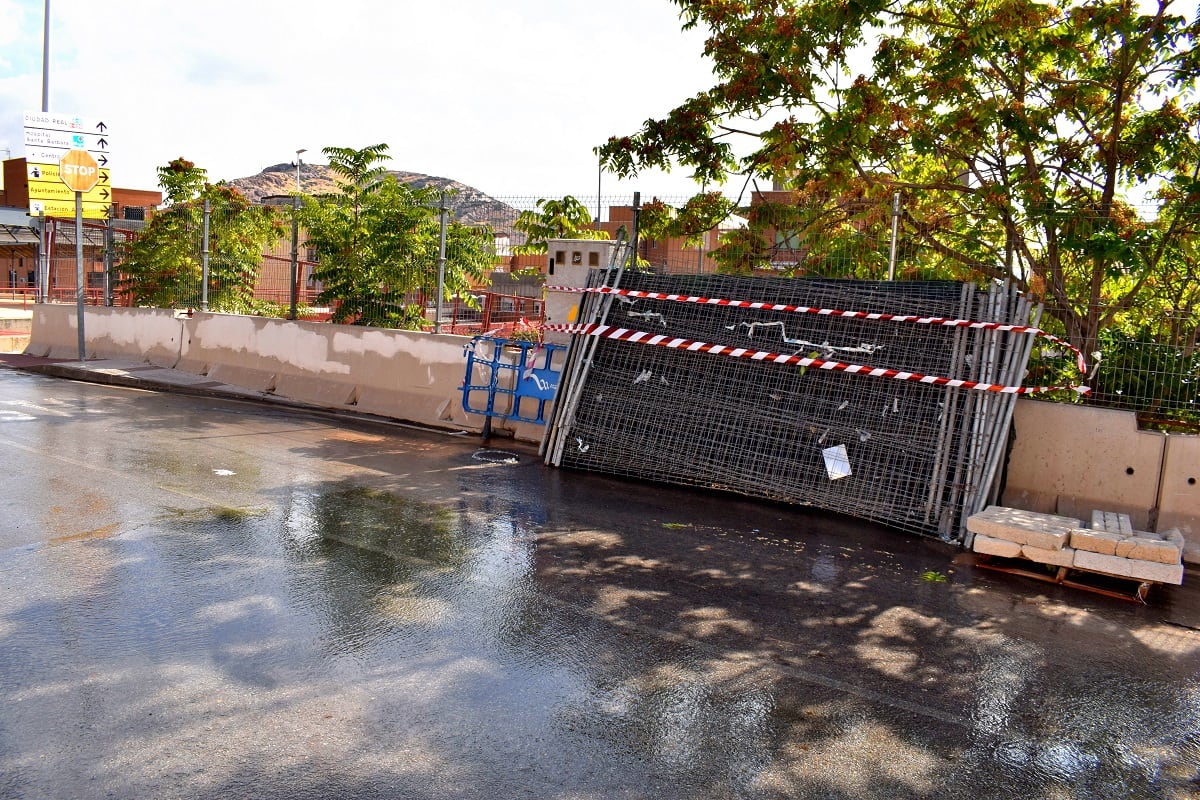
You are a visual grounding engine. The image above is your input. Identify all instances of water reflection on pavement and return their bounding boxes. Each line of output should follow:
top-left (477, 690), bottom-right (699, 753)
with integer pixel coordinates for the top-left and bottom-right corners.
top-left (0, 371), bottom-right (1197, 799)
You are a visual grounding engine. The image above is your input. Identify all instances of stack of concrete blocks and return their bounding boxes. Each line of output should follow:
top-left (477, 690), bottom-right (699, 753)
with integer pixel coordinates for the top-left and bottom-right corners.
top-left (1070, 510), bottom-right (1186, 585)
top-left (968, 506), bottom-right (1185, 586)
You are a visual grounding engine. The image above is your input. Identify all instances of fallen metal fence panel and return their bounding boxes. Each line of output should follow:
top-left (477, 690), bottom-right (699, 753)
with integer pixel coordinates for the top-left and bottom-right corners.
top-left (544, 272), bottom-right (1040, 539)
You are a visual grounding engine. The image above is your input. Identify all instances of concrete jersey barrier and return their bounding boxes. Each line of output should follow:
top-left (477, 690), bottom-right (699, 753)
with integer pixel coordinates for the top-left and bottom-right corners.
top-left (26, 305), bottom-right (557, 439)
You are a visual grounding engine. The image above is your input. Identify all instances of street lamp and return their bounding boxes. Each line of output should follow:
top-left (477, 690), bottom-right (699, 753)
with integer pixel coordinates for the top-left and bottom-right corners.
top-left (289, 148), bottom-right (306, 321)
top-left (294, 148), bottom-right (306, 194)
top-left (42, 0), bottom-right (50, 113)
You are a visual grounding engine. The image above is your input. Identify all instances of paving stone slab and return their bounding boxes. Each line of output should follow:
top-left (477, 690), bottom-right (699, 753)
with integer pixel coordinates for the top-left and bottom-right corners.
top-left (966, 506), bottom-right (1078, 550)
top-left (1021, 543), bottom-right (1077, 568)
top-left (1092, 510), bottom-right (1134, 536)
top-left (1073, 549), bottom-right (1185, 585)
top-left (1069, 528), bottom-right (1123, 556)
top-left (972, 534), bottom-right (1022, 559)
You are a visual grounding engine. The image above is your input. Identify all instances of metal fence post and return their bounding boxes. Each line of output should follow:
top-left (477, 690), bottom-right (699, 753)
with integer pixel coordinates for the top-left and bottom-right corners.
top-left (74, 191), bottom-right (84, 361)
top-left (38, 211), bottom-right (48, 303)
top-left (630, 192), bottom-right (641, 269)
top-left (201, 198), bottom-right (211, 312)
top-left (289, 196), bottom-right (300, 320)
top-left (888, 191), bottom-right (901, 281)
top-left (435, 191), bottom-right (447, 334)
top-left (103, 216), bottom-right (114, 307)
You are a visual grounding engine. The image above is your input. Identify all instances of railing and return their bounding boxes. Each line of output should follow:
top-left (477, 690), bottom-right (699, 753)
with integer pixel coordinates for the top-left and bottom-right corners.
top-left (0, 288), bottom-right (39, 309)
top-left (481, 291), bottom-right (543, 329)
top-left (424, 291), bottom-right (544, 337)
top-left (42, 288), bottom-right (107, 305)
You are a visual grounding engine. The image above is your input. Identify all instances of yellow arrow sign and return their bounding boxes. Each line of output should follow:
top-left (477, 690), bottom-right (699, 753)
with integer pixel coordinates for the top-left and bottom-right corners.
top-left (28, 162), bottom-right (111, 185)
top-left (29, 199), bottom-right (112, 220)
top-left (27, 179), bottom-right (113, 204)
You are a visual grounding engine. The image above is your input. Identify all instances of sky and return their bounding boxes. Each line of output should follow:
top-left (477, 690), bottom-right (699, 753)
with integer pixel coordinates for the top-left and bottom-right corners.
top-left (0, 0), bottom-right (722, 202)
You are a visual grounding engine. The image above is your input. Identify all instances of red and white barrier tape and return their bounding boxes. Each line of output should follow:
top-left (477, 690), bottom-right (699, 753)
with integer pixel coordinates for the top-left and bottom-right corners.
top-left (545, 323), bottom-right (1091, 396)
top-left (548, 285), bottom-right (1088, 375)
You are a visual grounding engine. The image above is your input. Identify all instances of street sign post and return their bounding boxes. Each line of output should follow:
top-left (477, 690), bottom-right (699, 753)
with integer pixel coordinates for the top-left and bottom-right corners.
top-left (59, 148), bottom-right (99, 362)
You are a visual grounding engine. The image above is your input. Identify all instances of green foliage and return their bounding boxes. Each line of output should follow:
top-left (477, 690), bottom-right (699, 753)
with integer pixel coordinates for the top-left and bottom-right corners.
top-left (600, 0), bottom-right (1200, 359)
top-left (157, 157), bottom-right (206, 205)
top-left (1090, 328), bottom-right (1200, 426)
top-left (512, 196), bottom-right (609, 255)
top-left (506, 321), bottom-right (543, 343)
top-left (301, 144), bottom-right (493, 329)
top-left (118, 158), bottom-right (283, 311)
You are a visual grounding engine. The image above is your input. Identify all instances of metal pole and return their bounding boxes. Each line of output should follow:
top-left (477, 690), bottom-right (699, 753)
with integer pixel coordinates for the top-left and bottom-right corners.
top-left (41, 0), bottom-right (50, 113)
top-left (435, 191), bottom-right (448, 334)
top-left (887, 191), bottom-right (901, 281)
top-left (74, 190), bottom-right (84, 361)
top-left (200, 198), bottom-right (210, 312)
top-left (290, 149), bottom-right (305, 320)
top-left (103, 215), bottom-right (114, 307)
top-left (596, 158), bottom-right (602, 233)
top-left (294, 149), bottom-right (305, 195)
top-left (630, 191), bottom-right (641, 270)
top-left (289, 197), bottom-right (299, 319)
top-left (38, 211), bottom-right (48, 303)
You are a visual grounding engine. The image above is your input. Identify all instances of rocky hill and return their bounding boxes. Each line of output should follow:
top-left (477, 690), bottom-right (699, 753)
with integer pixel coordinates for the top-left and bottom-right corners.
top-left (225, 163), bottom-right (524, 242)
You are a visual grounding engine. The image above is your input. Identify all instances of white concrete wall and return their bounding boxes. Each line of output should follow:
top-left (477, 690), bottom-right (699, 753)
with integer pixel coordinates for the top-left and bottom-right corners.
top-left (28, 305), bottom-right (547, 442)
top-left (1158, 435), bottom-right (1200, 561)
top-left (1002, 400), bottom-right (1164, 529)
top-left (28, 305), bottom-right (184, 366)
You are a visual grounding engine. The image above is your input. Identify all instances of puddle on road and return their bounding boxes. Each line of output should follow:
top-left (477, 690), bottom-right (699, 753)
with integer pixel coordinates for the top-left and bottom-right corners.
top-left (162, 506), bottom-right (270, 523)
top-left (309, 484), bottom-right (466, 566)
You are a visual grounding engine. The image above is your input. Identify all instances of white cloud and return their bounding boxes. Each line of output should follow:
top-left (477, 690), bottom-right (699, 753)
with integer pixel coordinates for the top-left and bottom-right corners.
top-left (1, 0), bottom-right (722, 202)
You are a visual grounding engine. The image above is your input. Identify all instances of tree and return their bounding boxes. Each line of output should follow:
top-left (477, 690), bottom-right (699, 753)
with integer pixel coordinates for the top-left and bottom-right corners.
top-left (512, 196), bottom-right (609, 255)
top-left (302, 144), bottom-right (493, 328)
top-left (119, 158), bottom-right (283, 311)
top-left (597, 0), bottom-right (1200, 364)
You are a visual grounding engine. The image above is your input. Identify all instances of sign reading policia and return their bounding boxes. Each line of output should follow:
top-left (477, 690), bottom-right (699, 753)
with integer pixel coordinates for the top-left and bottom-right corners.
top-left (23, 111), bottom-right (114, 219)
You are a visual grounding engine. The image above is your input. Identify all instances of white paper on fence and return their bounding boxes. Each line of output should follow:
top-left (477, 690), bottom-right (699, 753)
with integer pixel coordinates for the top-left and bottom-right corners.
top-left (822, 444), bottom-right (852, 481)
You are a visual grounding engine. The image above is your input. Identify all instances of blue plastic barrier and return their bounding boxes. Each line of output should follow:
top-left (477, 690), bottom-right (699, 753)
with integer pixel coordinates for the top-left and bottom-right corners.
top-left (461, 337), bottom-right (566, 426)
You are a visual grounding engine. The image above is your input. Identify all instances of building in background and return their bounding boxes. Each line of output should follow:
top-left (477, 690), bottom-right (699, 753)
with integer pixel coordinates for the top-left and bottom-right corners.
top-left (0, 157), bottom-right (162, 297)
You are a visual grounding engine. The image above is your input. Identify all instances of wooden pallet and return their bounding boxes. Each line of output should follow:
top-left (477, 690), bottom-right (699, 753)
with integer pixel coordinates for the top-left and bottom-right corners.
top-left (973, 554), bottom-right (1157, 603)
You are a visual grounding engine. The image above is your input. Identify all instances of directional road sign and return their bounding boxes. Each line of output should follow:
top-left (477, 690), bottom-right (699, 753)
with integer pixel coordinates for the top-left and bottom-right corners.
top-left (27, 162), bottom-right (112, 204)
top-left (23, 110), bottom-right (114, 219)
top-left (25, 147), bottom-right (114, 170)
top-left (29, 199), bottom-right (112, 219)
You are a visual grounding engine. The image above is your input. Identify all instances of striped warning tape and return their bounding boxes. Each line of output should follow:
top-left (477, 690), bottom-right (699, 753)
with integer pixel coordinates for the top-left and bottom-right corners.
top-left (547, 285), bottom-right (1088, 375)
top-left (544, 323), bottom-right (1092, 396)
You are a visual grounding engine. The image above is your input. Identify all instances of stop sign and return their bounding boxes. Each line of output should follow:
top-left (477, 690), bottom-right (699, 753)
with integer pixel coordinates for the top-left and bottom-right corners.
top-left (59, 148), bottom-right (100, 193)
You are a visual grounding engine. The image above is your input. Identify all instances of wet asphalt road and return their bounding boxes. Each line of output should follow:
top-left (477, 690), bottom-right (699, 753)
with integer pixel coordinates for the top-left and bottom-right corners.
top-left (0, 367), bottom-right (1198, 799)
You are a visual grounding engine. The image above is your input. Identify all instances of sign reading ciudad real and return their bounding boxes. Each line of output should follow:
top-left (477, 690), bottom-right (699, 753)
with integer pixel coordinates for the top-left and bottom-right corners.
top-left (22, 111), bottom-right (114, 219)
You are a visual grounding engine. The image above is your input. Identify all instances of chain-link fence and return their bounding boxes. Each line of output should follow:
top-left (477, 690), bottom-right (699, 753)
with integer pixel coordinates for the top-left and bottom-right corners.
top-left (12, 189), bottom-right (1197, 428)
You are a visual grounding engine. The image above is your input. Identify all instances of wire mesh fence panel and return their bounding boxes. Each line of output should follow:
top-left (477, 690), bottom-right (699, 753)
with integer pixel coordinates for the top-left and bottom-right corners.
top-left (546, 271), bottom-right (1037, 539)
top-left (40, 217), bottom-right (140, 305)
top-left (1032, 308), bottom-right (1200, 430)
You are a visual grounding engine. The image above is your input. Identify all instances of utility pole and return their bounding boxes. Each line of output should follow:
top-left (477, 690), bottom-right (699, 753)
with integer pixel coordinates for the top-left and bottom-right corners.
top-left (41, 0), bottom-right (50, 113)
